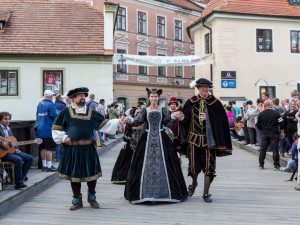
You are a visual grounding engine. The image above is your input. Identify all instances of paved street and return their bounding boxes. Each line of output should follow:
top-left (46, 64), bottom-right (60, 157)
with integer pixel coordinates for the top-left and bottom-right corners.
top-left (0, 143), bottom-right (298, 225)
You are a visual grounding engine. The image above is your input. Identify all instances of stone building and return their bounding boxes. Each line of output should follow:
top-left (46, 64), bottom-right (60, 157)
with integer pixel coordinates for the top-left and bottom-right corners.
top-left (94, 0), bottom-right (204, 109)
top-left (188, 0), bottom-right (300, 104)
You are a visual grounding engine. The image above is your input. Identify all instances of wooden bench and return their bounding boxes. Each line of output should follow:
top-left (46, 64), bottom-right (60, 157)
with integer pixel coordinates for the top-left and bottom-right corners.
top-left (0, 161), bottom-right (15, 187)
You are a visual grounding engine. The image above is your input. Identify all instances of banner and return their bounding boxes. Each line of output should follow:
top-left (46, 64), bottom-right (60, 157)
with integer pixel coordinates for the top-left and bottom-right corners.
top-left (113, 54), bottom-right (214, 66)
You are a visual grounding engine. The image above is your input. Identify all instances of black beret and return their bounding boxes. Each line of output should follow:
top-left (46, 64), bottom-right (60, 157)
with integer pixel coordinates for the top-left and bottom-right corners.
top-left (195, 78), bottom-right (213, 88)
top-left (67, 87), bottom-right (89, 98)
top-left (100, 99), bottom-right (105, 103)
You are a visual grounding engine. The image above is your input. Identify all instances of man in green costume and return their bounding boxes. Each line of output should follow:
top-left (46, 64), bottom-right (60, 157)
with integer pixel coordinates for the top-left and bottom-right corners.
top-left (52, 87), bottom-right (125, 210)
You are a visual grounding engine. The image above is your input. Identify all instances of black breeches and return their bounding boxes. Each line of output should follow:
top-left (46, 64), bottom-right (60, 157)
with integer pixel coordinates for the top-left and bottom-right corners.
top-left (188, 145), bottom-right (216, 177)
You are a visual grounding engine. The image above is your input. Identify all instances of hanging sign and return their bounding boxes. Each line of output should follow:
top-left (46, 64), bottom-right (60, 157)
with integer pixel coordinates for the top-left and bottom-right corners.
top-left (113, 54), bottom-right (214, 66)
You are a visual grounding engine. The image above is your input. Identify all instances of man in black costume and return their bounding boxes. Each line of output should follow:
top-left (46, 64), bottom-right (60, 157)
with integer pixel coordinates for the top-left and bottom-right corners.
top-left (168, 97), bottom-right (186, 155)
top-left (181, 78), bottom-right (232, 203)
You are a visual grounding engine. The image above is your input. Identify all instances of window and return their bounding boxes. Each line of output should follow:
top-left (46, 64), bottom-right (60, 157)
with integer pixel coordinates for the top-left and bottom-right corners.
top-left (157, 16), bottom-right (165, 38)
top-left (256, 29), bottom-right (273, 52)
top-left (291, 31), bottom-right (300, 53)
top-left (138, 12), bottom-right (147, 34)
top-left (191, 66), bottom-right (195, 78)
top-left (175, 20), bottom-right (182, 41)
top-left (138, 52), bottom-right (147, 74)
top-left (117, 7), bottom-right (126, 30)
top-left (259, 86), bottom-right (276, 99)
top-left (117, 49), bottom-right (127, 73)
top-left (158, 54), bottom-right (166, 76)
top-left (175, 66), bottom-right (183, 77)
top-left (289, 0), bottom-right (300, 6)
top-left (0, 70), bottom-right (18, 96)
top-left (43, 71), bottom-right (63, 95)
top-left (0, 22), bottom-right (4, 30)
top-left (205, 33), bottom-right (210, 54)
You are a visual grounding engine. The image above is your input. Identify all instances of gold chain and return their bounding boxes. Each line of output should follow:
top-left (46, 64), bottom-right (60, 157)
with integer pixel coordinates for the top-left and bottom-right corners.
top-left (199, 99), bottom-right (205, 133)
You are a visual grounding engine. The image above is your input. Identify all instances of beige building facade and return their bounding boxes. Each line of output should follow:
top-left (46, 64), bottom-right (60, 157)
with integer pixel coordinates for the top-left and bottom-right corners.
top-left (188, 1), bottom-right (300, 104)
top-left (94, 0), bottom-right (204, 109)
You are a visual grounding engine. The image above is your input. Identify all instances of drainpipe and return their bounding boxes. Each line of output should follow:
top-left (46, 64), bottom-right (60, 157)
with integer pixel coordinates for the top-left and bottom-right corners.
top-left (202, 20), bottom-right (213, 83)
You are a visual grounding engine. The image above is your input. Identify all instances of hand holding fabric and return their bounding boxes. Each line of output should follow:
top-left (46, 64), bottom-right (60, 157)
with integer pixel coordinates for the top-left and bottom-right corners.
top-left (64, 137), bottom-right (72, 145)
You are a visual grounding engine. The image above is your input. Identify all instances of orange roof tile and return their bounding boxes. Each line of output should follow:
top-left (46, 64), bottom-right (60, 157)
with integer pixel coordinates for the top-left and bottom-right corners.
top-left (193, 0), bottom-right (211, 4)
top-left (0, 0), bottom-right (106, 55)
top-left (190, 0), bottom-right (300, 29)
top-left (154, 0), bottom-right (204, 11)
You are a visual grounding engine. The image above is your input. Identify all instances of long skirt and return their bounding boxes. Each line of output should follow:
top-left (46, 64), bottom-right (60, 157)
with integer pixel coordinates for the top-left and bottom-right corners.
top-left (111, 145), bottom-right (134, 184)
top-left (124, 131), bottom-right (187, 204)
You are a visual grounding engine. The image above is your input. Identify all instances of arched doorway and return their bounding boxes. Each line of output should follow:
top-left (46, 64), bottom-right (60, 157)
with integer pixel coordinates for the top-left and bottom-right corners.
top-left (116, 95), bottom-right (129, 113)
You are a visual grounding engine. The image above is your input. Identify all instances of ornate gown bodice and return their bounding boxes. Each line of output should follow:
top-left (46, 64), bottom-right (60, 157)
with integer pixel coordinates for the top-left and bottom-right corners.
top-left (147, 110), bottom-right (161, 137)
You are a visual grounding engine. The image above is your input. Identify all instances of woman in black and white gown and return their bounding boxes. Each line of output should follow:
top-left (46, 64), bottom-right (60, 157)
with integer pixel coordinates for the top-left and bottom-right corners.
top-left (124, 88), bottom-right (187, 204)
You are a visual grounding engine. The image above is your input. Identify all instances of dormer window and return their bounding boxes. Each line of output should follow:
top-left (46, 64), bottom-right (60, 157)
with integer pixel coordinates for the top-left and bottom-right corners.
top-left (0, 22), bottom-right (5, 30)
top-left (0, 10), bottom-right (11, 31)
top-left (289, 0), bottom-right (300, 5)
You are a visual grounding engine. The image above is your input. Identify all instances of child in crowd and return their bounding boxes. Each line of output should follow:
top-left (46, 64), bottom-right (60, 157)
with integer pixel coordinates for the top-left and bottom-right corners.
top-left (281, 133), bottom-right (298, 172)
top-left (226, 106), bottom-right (244, 141)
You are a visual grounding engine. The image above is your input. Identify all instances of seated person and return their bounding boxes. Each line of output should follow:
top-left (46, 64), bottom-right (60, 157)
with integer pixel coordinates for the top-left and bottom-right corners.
top-left (0, 112), bottom-right (33, 189)
top-left (226, 106), bottom-right (243, 141)
top-left (281, 133), bottom-right (298, 172)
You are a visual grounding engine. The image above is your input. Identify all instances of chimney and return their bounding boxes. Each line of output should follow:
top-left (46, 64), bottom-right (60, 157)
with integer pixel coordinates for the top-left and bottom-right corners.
top-left (104, 2), bottom-right (119, 55)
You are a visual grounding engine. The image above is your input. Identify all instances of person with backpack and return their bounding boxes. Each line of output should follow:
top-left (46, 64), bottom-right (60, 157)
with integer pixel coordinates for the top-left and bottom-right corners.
top-left (226, 106), bottom-right (242, 141)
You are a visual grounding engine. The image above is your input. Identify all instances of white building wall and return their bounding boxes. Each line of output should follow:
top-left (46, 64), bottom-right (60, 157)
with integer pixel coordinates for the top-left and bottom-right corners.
top-left (0, 58), bottom-right (113, 121)
top-left (192, 16), bottom-right (300, 104)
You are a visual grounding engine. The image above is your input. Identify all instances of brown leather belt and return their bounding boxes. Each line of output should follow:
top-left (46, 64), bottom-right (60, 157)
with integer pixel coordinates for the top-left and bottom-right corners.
top-left (70, 139), bottom-right (93, 146)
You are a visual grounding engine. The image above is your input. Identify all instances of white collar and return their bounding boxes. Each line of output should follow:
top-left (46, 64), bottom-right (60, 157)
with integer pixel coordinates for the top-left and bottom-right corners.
top-left (0, 123), bottom-right (9, 131)
top-left (71, 103), bottom-right (87, 114)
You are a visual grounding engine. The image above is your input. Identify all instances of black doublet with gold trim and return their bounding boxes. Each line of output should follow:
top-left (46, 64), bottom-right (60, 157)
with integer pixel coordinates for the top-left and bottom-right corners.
top-left (188, 98), bottom-right (207, 147)
top-left (182, 94), bottom-right (232, 156)
top-left (182, 94), bottom-right (232, 176)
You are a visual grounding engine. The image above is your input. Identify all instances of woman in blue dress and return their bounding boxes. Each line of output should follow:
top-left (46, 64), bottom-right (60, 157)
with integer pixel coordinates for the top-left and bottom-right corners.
top-left (124, 88), bottom-right (187, 204)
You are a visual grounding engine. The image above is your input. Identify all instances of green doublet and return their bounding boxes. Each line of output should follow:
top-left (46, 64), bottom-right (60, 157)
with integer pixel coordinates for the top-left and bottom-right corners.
top-left (52, 106), bottom-right (108, 182)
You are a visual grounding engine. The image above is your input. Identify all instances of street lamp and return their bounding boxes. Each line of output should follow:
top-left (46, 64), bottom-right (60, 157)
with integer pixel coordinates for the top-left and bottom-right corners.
top-left (118, 54), bottom-right (126, 73)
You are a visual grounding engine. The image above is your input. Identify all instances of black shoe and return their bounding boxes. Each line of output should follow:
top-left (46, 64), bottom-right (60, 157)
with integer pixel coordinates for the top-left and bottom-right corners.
top-left (46, 166), bottom-right (57, 172)
top-left (274, 166), bottom-right (280, 171)
top-left (202, 194), bottom-right (212, 203)
top-left (24, 177), bottom-right (28, 182)
top-left (187, 185), bottom-right (195, 197)
top-left (15, 183), bottom-right (27, 189)
top-left (42, 166), bottom-right (47, 172)
top-left (259, 165), bottom-right (264, 170)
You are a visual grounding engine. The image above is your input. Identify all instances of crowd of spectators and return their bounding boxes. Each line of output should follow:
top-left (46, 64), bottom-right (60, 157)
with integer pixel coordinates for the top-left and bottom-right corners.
top-left (226, 90), bottom-right (300, 191)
